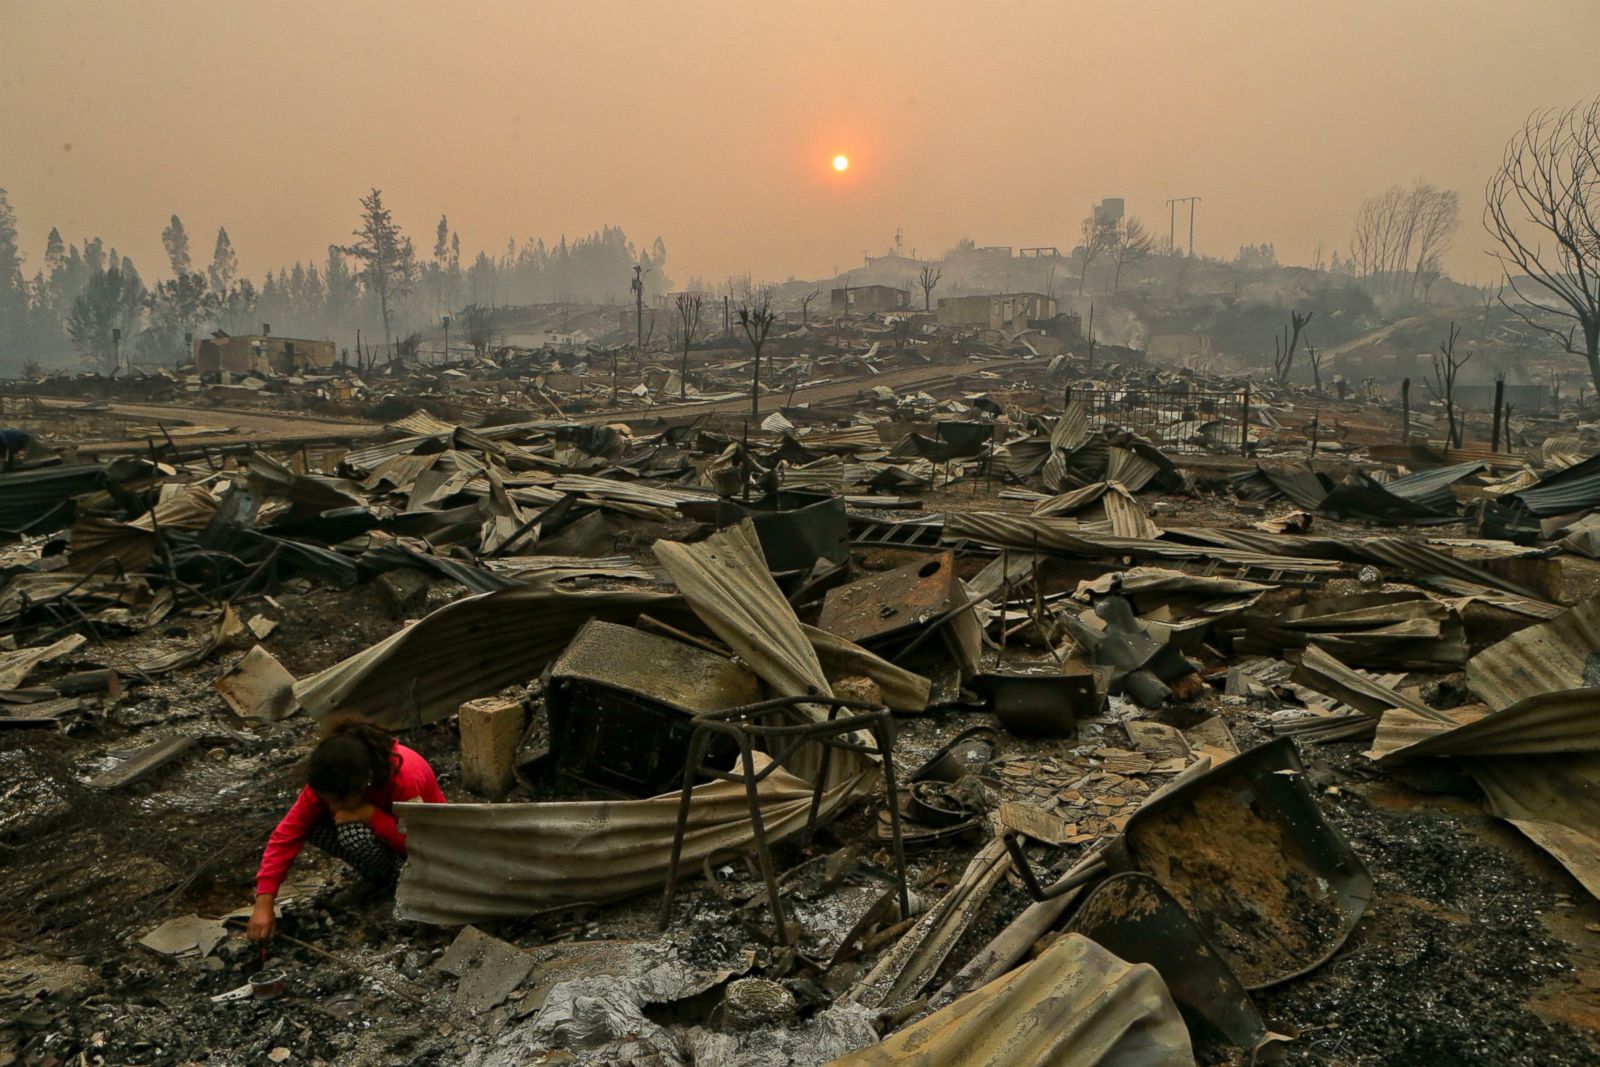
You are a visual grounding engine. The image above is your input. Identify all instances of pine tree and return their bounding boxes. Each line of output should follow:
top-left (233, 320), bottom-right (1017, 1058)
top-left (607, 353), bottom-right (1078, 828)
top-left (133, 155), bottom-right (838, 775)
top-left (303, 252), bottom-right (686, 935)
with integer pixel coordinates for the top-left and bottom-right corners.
top-left (208, 228), bottom-right (238, 296)
top-left (161, 214), bottom-right (191, 276)
top-left (341, 188), bottom-right (415, 349)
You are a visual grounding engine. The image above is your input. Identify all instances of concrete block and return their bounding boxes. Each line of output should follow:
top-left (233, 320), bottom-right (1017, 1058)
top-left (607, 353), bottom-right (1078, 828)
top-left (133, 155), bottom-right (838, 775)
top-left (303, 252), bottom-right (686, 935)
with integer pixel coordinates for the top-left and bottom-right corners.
top-left (459, 697), bottom-right (525, 798)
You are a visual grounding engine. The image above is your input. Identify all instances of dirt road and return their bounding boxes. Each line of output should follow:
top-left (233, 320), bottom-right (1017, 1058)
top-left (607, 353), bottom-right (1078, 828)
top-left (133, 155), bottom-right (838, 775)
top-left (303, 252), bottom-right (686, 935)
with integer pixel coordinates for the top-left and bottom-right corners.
top-left (35, 358), bottom-right (1035, 449)
top-left (34, 397), bottom-right (387, 453)
top-left (576, 356), bottom-right (1033, 424)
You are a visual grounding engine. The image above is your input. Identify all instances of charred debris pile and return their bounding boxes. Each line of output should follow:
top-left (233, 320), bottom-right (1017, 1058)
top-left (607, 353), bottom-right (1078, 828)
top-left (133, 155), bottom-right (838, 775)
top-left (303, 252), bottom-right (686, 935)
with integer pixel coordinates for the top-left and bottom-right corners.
top-left (4, 353), bottom-right (1600, 1066)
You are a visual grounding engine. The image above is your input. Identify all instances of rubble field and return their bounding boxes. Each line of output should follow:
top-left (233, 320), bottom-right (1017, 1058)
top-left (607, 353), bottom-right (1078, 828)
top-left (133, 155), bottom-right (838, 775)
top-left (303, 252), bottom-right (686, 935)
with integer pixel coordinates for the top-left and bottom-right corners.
top-left (6, 337), bottom-right (1600, 1066)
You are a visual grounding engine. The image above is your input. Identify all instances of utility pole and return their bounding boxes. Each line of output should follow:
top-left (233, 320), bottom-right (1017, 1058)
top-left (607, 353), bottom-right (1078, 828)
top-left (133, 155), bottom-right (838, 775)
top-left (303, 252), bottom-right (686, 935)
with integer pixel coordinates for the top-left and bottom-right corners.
top-left (632, 264), bottom-right (646, 358)
top-left (1166, 196), bottom-right (1201, 256)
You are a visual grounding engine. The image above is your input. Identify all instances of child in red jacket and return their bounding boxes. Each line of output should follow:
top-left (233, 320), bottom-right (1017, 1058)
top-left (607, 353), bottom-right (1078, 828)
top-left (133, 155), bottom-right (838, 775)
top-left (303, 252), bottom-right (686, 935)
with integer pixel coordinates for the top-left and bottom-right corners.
top-left (247, 720), bottom-right (445, 943)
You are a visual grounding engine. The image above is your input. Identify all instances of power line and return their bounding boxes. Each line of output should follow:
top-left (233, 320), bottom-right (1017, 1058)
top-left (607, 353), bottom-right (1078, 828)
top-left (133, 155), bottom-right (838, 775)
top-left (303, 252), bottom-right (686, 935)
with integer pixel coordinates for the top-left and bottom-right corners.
top-left (1165, 196), bottom-right (1201, 256)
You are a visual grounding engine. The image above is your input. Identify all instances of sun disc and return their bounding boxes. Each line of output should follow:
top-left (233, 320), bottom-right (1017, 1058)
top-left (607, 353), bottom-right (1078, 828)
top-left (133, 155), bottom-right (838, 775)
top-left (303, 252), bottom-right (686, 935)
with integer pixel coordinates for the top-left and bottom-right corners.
top-left (832, 154), bottom-right (850, 172)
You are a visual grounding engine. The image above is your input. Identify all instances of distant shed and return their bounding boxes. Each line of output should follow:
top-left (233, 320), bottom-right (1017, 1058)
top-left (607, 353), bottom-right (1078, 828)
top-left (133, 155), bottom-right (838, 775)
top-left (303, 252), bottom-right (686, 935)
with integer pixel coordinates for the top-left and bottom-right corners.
top-left (194, 334), bottom-right (335, 376)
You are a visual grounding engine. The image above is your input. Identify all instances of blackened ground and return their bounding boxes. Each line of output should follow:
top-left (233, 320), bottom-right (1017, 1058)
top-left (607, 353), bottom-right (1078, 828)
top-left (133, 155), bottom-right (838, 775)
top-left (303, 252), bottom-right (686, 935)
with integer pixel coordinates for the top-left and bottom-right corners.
top-left (1253, 741), bottom-right (1600, 1067)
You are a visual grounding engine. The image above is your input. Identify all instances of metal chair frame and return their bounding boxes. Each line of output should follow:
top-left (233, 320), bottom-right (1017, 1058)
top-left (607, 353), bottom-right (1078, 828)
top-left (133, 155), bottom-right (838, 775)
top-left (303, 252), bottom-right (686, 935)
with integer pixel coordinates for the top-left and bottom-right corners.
top-left (658, 694), bottom-right (910, 945)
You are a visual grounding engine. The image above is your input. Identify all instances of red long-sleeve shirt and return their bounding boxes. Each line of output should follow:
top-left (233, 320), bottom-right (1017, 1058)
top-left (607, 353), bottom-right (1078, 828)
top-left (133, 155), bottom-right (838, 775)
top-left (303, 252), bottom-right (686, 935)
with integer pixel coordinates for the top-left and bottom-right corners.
top-left (255, 742), bottom-right (446, 896)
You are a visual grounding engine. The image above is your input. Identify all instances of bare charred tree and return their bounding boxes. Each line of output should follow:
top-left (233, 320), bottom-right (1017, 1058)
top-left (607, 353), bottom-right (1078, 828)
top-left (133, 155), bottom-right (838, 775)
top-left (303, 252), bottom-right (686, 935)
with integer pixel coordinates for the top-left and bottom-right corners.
top-left (1486, 96), bottom-right (1600, 399)
top-left (1273, 310), bottom-right (1314, 382)
top-left (1110, 217), bottom-right (1157, 292)
top-left (799, 288), bottom-right (821, 325)
top-left (917, 263), bottom-right (943, 310)
top-left (1350, 181), bottom-right (1457, 302)
top-left (1425, 321), bottom-right (1473, 447)
top-left (1307, 339), bottom-right (1324, 394)
top-left (675, 292), bottom-right (702, 399)
top-left (1077, 215), bottom-right (1115, 294)
top-left (461, 302), bottom-right (496, 357)
top-left (737, 285), bottom-right (776, 421)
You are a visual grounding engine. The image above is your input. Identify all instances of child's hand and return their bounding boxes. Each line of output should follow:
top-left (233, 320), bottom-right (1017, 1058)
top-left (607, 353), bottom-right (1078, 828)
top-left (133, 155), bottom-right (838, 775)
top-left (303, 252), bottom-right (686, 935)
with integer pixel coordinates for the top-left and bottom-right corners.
top-left (247, 895), bottom-right (277, 943)
top-left (333, 803), bottom-right (376, 825)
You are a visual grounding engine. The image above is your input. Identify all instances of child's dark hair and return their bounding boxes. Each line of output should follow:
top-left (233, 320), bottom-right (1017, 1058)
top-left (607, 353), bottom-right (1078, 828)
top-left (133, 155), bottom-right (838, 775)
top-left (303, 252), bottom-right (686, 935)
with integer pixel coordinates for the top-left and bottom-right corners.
top-left (307, 718), bottom-right (394, 798)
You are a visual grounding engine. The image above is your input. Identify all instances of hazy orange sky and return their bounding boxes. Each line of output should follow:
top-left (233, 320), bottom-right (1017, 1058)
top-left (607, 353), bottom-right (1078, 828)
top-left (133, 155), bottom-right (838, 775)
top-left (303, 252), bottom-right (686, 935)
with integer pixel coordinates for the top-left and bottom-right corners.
top-left (3, 0), bottom-right (1597, 289)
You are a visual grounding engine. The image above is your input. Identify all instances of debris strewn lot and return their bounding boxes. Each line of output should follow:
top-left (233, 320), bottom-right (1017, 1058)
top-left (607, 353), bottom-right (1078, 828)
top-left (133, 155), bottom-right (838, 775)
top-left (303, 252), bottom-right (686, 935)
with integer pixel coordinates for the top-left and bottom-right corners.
top-left (5, 333), bottom-right (1600, 1066)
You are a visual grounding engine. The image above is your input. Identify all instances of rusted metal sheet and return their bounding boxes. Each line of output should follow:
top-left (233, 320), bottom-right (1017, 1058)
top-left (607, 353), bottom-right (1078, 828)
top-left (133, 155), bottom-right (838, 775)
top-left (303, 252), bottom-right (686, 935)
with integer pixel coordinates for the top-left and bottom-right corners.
top-left (829, 932), bottom-right (1193, 1066)
top-left (1376, 688), bottom-right (1597, 762)
top-left (818, 551), bottom-right (960, 646)
top-left (395, 758), bottom-right (873, 923)
top-left (1371, 688), bottom-right (1600, 899)
top-left (1509, 452), bottom-right (1600, 516)
top-left (548, 619), bottom-right (761, 717)
top-left (655, 520), bottom-right (872, 791)
top-left (942, 512), bottom-right (1342, 573)
top-left (293, 573), bottom-right (675, 728)
top-left (1466, 598), bottom-right (1600, 710)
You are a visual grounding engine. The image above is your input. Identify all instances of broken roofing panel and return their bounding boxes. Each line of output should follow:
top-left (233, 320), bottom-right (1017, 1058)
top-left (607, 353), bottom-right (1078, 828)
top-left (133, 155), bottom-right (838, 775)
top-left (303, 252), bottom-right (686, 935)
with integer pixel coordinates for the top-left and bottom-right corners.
top-left (1466, 598), bottom-right (1600, 710)
top-left (829, 932), bottom-right (1193, 1067)
top-left (1372, 688), bottom-right (1600, 899)
top-left (294, 574), bottom-right (674, 728)
top-left (1385, 460), bottom-right (1487, 513)
top-left (1507, 451), bottom-right (1600, 517)
top-left (396, 756), bottom-right (874, 923)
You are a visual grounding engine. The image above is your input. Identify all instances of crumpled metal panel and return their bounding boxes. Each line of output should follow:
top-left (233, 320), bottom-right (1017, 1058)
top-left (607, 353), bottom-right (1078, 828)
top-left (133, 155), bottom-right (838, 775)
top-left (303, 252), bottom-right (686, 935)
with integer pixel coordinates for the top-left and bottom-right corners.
top-left (655, 520), bottom-right (833, 701)
top-left (802, 623), bottom-right (931, 713)
top-left (293, 573), bottom-right (674, 727)
top-left (1377, 687), bottom-right (1600, 762)
top-left (655, 519), bottom-right (871, 790)
top-left (395, 758), bottom-right (873, 922)
top-left (1386, 460), bottom-right (1486, 513)
top-left (1466, 598), bottom-right (1600, 710)
top-left (245, 452), bottom-right (367, 511)
top-left (1371, 688), bottom-right (1600, 899)
top-left (1050, 399), bottom-right (1091, 452)
top-left (1106, 446), bottom-right (1159, 492)
top-left (0, 462), bottom-right (108, 540)
top-left (1510, 452), bottom-right (1600, 516)
top-left (827, 932), bottom-right (1194, 1067)
top-left (819, 551), bottom-right (960, 645)
top-left (943, 512), bottom-right (1342, 573)
top-left (549, 619), bottom-right (762, 716)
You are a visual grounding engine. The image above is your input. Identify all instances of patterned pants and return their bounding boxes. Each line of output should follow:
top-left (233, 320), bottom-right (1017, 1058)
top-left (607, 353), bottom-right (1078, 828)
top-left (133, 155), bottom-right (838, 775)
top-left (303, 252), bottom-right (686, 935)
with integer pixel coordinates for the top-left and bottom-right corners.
top-left (306, 819), bottom-right (404, 885)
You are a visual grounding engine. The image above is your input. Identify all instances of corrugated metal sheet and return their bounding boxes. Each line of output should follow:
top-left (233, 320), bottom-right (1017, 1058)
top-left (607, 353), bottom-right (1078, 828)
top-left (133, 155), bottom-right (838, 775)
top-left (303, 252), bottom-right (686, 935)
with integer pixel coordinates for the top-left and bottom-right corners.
top-left (246, 453), bottom-right (366, 510)
top-left (655, 521), bottom-right (832, 702)
top-left (1105, 447), bottom-right (1158, 492)
top-left (1101, 485), bottom-right (1160, 539)
top-left (654, 520), bottom-right (870, 790)
top-left (942, 512), bottom-right (1343, 573)
top-left (552, 474), bottom-right (716, 508)
top-left (1049, 399), bottom-right (1090, 452)
top-left (0, 463), bottom-right (107, 538)
top-left (1509, 452), bottom-right (1600, 516)
top-left (1258, 466), bottom-right (1333, 509)
top-left (1473, 751), bottom-right (1600, 899)
top-left (1165, 528), bottom-right (1552, 603)
top-left (828, 932), bottom-right (1192, 1067)
top-left (1385, 461), bottom-right (1485, 513)
top-left (395, 758), bottom-right (873, 922)
top-left (387, 411), bottom-right (462, 437)
top-left (1378, 687), bottom-right (1600, 762)
top-left (293, 573), bottom-right (675, 727)
top-left (1369, 688), bottom-right (1600, 899)
top-left (1466, 598), bottom-right (1600, 710)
